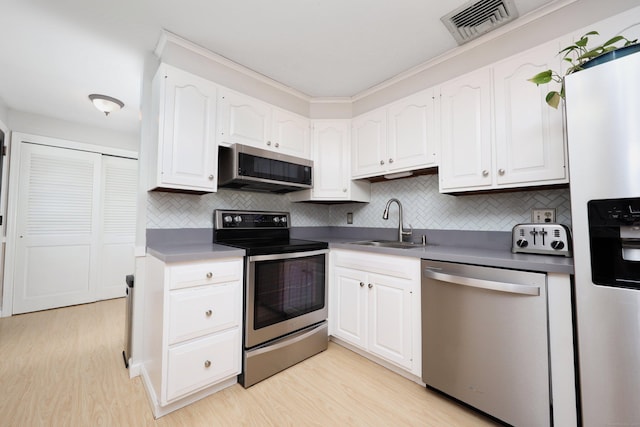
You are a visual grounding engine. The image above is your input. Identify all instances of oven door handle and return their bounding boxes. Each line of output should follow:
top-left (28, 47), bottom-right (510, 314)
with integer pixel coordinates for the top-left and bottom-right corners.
top-left (248, 249), bottom-right (328, 262)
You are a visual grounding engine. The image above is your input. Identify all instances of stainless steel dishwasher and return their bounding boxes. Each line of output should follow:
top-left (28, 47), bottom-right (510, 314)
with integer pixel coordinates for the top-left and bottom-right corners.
top-left (421, 260), bottom-right (550, 427)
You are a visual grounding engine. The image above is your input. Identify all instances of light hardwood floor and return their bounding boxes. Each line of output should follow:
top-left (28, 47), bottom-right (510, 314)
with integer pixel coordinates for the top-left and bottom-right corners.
top-left (0, 299), bottom-right (498, 426)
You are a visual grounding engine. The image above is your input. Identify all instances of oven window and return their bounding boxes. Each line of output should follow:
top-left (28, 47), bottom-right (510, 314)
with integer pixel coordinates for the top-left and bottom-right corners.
top-left (253, 253), bottom-right (325, 330)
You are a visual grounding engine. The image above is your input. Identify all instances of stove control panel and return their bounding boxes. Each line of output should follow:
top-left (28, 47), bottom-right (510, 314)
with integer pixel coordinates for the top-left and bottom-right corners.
top-left (214, 210), bottom-right (290, 229)
top-left (511, 223), bottom-right (572, 257)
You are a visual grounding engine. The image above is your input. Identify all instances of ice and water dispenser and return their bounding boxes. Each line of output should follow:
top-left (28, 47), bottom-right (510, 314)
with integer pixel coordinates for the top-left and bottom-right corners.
top-left (588, 198), bottom-right (640, 289)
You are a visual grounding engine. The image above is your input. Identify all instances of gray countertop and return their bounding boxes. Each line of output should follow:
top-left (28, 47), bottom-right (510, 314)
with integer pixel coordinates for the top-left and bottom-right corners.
top-left (146, 227), bottom-right (574, 274)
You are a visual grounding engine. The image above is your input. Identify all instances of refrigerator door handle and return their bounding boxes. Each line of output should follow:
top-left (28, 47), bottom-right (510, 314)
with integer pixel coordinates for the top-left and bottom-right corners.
top-left (423, 268), bottom-right (540, 296)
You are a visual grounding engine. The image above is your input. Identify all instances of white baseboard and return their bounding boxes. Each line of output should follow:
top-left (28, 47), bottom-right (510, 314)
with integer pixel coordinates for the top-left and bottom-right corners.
top-left (330, 337), bottom-right (424, 386)
top-left (140, 364), bottom-right (237, 419)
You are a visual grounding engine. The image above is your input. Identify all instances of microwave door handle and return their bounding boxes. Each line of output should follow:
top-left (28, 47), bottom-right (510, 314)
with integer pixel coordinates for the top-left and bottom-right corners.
top-left (423, 268), bottom-right (540, 296)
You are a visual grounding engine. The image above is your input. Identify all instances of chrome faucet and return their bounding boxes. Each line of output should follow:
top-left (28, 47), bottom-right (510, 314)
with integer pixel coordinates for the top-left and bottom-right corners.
top-left (382, 198), bottom-right (412, 242)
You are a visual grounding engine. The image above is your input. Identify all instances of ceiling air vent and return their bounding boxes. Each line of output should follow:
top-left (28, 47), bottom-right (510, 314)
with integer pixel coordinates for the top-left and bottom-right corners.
top-left (441, 0), bottom-right (519, 45)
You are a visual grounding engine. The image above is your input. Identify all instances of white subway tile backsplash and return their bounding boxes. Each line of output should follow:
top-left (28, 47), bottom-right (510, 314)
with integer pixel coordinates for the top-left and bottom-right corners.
top-left (147, 175), bottom-right (571, 231)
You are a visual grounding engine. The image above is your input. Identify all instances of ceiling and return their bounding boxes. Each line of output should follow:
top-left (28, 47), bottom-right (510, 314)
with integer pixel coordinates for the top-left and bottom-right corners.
top-left (0, 0), bottom-right (559, 135)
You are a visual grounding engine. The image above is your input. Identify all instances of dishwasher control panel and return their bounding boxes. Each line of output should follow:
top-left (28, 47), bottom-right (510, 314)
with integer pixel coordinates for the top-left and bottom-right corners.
top-left (512, 223), bottom-right (572, 257)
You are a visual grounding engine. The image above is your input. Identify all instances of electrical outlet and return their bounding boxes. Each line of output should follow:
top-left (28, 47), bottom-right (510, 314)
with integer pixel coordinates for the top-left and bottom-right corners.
top-left (531, 208), bottom-right (556, 223)
top-left (347, 212), bottom-right (353, 224)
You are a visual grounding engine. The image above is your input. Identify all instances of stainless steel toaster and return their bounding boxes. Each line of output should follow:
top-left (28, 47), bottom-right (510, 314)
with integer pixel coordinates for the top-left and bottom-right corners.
top-left (511, 223), bottom-right (572, 257)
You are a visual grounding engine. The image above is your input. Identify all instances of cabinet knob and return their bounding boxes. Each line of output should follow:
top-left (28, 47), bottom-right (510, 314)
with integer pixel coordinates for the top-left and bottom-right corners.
top-left (267, 141), bottom-right (272, 146)
top-left (343, 188), bottom-right (347, 193)
top-left (482, 170), bottom-right (489, 177)
top-left (359, 282), bottom-right (365, 287)
top-left (380, 160), bottom-right (385, 165)
top-left (275, 142), bottom-right (280, 148)
top-left (368, 283), bottom-right (373, 289)
top-left (498, 168), bottom-right (505, 175)
top-left (206, 272), bottom-right (213, 279)
top-left (208, 174), bottom-right (214, 180)
top-left (205, 309), bottom-right (213, 317)
top-left (388, 158), bottom-right (394, 164)
top-left (204, 360), bottom-right (211, 368)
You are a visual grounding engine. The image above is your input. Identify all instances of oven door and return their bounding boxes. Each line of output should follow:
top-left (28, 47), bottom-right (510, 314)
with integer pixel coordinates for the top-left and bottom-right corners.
top-left (246, 249), bottom-right (328, 348)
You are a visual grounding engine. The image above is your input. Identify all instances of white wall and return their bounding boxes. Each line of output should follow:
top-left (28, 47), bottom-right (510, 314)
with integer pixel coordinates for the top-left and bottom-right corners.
top-left (7, 110), bottom-right (139, 152)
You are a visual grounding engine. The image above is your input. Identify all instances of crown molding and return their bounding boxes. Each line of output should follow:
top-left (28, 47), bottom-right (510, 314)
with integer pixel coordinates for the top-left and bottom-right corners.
top-left (155, 30), bottom-right (312, 102)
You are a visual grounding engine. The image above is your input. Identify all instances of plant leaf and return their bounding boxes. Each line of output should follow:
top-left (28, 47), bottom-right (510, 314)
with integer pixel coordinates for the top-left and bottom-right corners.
top-left (546, 91), bottom-right (562, 109)
top-left (603, 35), bottom-right (624, 47)
top-left (528, 70), bottom-right (553, 85)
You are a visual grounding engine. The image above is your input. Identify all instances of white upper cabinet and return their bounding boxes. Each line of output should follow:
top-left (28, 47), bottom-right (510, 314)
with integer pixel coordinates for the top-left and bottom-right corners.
top-left (493, 41), bottom-right (566, 186)
top-left (289, 120), bottom-right (370, 202)
top-left (439, 68), bottom-right (493, 191)
top-left (271, 108), bottom-right (311, 158)
top-left (351, 108), bottom-right (387, 177)
top-left (149, 64), bottom-right (218, 193)
top-left (352, 88), bottom-right (438, 179)
top-left (439, 40), bottom-right (568, 193)
top-left (218, 89), bottom-right (311, 159)
top-left (217, 90), bottom-right (271, 149)
top-left (387, 90), bottom-right (438, 172)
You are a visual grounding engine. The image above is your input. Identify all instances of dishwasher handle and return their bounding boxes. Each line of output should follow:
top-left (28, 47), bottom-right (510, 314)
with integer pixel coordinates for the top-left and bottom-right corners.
top-left (423, 268), bottom-right (540, 296)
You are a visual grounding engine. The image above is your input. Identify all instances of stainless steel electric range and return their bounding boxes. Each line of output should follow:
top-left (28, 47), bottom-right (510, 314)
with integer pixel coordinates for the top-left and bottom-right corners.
top-left (213, 210), bottom-right (329, 387)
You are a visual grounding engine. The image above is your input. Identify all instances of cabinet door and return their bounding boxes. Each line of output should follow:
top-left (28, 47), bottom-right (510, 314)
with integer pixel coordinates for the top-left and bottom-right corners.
top-left (368, 273), bottom-right (413, 370)
top-left (217, 90), bottom-right (271, 149)
top-left (168, 283), bottom-right (240, 345)
top-left (271, 108), bottom-right (310, 158)
top-left (351, 108), bottom-right (387, 178)
top-left (332, 267), bottom-right (367, 349)
top-left (439, 68), bottom-right (493, 192)
top-left (159, 66), bottom-right (218, 191)
top-left (165, 328), bottom-right (241, 403)
top-left (387, 89), bottom-right (438, 172)
top-left (311, 120), bottom-right (351, 199)
top-left (493, 41), bottom-right (566, 186)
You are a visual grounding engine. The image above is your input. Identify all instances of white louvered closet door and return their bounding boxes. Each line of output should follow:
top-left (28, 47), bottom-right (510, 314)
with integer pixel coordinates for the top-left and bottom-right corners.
top-left (13, 143), bottom-right (102, 314)
top-left (96, 156), bottom-right (137, 300)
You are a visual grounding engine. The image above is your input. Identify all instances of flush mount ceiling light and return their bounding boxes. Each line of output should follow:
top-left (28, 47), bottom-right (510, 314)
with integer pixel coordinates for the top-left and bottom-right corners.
top-left (88, 94), bottom-right (124, 116)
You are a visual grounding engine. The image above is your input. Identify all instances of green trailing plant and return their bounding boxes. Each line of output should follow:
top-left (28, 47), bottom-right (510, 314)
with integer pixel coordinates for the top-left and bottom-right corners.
top-left (528, 31), bottom-right (638, 109)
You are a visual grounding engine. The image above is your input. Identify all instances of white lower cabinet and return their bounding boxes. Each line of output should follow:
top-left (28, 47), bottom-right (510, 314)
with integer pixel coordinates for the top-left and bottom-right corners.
top-left (142, 255), bottom-right (243, 418)
top-left (330, 250), bottom-right (420, 376)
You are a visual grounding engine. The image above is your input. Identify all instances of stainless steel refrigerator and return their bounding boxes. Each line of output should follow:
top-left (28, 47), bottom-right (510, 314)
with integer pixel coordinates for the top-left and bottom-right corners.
top-left (565, 49), bottom-right (640, 426)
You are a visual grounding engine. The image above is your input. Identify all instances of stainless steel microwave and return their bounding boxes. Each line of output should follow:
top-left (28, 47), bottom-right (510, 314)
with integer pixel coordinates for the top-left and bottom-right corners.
top-left (218, 144), bottom-right (313, 193)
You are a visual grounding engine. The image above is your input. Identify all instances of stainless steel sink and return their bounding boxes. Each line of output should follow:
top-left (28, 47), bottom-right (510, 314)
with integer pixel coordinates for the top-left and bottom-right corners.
top-left (349, 240), bottom-right (424, 249)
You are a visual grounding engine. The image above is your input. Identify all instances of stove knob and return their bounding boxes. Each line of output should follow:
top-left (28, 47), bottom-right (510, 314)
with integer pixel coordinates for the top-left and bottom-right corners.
top-left (516, 239), bottom-right (528, 248)
top-left (223, 215), bottom-right (233, 223)
top-left (280, 216), bottom-right (287, 224)
top-left (233, 215), bottom-right (242, 223)
top-left (551, 240), bottom-right (565, 250)
top-left (273, 217), bottom-right (280, 223)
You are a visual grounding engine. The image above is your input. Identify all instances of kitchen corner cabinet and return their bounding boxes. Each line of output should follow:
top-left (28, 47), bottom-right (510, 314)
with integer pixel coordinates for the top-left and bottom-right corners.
top-left (217, 89), bottom-right (310, 159)
top-left (148, 63), bottom-right (218, 193)
top-left (330, 250), bottom-right (421, 376)
top-left (351, 88), bottom-right (438, 179)
top-left (289, 120), bottom-right (370, 202)
top-left (439, 41), bottom-right (567, 193)
top-left (141, 255), bottom-right (243, 418)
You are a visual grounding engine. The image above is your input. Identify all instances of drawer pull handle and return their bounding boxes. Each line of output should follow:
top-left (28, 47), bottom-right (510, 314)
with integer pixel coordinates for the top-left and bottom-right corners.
top-left (204, 360), bottom-right (211, 368)
top-left (206, 272), bottom-right (213, 279)
top-left (205, 309), bottom-right (213, 317)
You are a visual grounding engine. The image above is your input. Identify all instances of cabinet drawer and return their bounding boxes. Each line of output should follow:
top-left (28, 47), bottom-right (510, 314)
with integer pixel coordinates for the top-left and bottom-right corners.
top-left (165, 328), bottom-right (241, 402)
top-left (169, 258), bottom-right (242, 290)
top-left (168, 283), bottom-right (241, 344)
